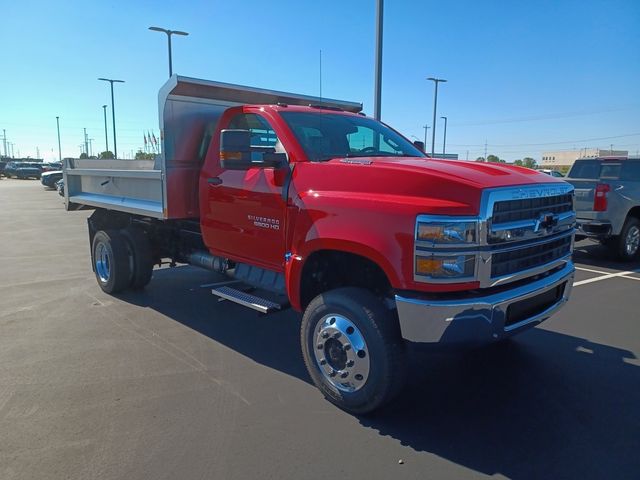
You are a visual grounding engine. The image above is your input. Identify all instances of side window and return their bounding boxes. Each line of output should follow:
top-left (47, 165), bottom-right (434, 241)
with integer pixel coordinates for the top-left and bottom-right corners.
top-left (620, 161), bottom-right (640, 181)
top-left (228, 113), bottom-right (278, 149)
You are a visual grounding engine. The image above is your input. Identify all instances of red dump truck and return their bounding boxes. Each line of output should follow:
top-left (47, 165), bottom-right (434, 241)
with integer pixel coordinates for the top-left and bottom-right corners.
top-left (65, 76), bottom-right (576, 413)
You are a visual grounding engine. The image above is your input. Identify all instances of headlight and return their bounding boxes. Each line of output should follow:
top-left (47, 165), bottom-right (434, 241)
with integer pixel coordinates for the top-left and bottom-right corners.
top-left (417, 221), bottom-right (476, 245)
top-left (415, 254), bottom-right (476, 279)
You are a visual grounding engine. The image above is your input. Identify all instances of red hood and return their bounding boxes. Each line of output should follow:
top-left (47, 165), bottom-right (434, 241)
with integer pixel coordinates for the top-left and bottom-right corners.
top-left (293, 157), bottom-right (566, 217)
top-left (368, 157), bottom-right (565, 189)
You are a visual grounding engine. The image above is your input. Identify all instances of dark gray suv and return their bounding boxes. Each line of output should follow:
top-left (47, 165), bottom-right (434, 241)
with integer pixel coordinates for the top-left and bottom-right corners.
top-left (567, 157), bottom-right (640, 261)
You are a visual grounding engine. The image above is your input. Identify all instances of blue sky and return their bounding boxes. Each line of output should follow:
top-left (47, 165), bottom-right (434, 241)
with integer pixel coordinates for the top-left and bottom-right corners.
top-left (1, 0), bottom-right (639, 161)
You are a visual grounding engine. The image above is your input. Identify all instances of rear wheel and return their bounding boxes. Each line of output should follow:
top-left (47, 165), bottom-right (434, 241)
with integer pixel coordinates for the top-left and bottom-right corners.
top-left (301, 287), bottom-right (407, 414)
top-left (121, 226), bottom-right (154, 290)
top-left (614, 217), bottom-right (640, 261)
top-left (92, 230), bottom-right (131, 294)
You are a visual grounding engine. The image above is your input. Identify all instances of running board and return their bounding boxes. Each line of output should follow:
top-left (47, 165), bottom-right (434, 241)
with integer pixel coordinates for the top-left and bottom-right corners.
top-left (211, 286), bottom-right (283, 314)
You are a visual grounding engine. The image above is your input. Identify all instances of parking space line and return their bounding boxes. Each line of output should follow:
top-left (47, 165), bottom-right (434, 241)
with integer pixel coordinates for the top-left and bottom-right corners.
top-left (573, 270), bottom-right (637, 286)
top-left (574, 266), bottom-right (612, 275)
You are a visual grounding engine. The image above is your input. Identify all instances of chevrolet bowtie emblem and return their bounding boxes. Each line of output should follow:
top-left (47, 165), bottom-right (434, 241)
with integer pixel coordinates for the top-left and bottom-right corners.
top-left (534, 212), bottom-right (559, 232)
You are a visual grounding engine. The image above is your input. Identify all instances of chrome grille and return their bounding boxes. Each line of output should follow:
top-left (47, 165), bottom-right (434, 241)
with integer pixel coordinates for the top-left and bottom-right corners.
top-left (491, 235), bottom-right (572, 277)
top-left (492, 194), bottom-right (573, 224)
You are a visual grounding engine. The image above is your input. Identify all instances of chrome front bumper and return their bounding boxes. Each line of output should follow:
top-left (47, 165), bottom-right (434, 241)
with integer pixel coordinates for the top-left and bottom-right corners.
top-left (395, 262), bottom-right (574, 344)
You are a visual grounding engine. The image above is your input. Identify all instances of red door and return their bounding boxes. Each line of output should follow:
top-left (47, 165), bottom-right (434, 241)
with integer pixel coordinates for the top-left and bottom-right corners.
top-left (202, 111), bottom-right (288, 270)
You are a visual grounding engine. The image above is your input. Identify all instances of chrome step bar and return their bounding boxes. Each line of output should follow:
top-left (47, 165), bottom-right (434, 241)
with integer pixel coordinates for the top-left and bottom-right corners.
top-left (211, 286), bottom-right (283, 314)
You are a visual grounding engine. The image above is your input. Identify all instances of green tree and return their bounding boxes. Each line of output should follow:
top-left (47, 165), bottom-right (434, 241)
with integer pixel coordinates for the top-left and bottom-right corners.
top-left (79, 152), bottom-right (88, 159)
top-left (487, 154), bottom-right (505, 163)
top-left (135, 150), bottom-right (155, 160)
top-left (522, 157), bottom-right (537, 169)
top-left (99, 151), bottom-right (115, 159)
top-left (513, 159), bottom-right (524, 166)
top-left (475, 156), bottom-right (485, 162)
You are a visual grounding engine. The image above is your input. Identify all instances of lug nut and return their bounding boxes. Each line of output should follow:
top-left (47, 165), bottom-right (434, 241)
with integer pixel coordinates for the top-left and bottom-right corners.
top-left (317, 343), bottom-right (323, 350)
top-left (343, 344), bottom-right (351, 351)
top-left (329, 370), bottom-right (337, 377)
top-left (319, 359), bottom-right (327, 365)
top-left (333, 332), bottom-right (341, 339)
top-left (346, 360), bottom-right (354, 367)
top-left (321, 331), bottom-right (329, 339)
top-left (340, 372), bottom-right (349, 378)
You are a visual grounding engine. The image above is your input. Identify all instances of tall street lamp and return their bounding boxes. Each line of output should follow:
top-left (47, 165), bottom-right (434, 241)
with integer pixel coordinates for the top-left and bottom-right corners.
top-left (102, 105), bottom-right (109, 154)
top-left (98, 78), bottom-right (125, 159)
top-left (149, 26), bottom-right (189, 77)
top-left (427, 77), bottom-right (447, 157)
top-left (422, 125), bottom-right (430, 151)
top-left (440, 116), bottom-right (448, 155)
top-left (56, 117), bottom-right (62, 162)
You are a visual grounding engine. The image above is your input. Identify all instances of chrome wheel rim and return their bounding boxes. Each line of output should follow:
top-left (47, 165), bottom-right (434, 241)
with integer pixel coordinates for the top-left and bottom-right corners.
top-left (95, 242), bottom-right (111, 283)
top-left (313, 314), bottom-right (370, 392)
top-left (626, 226), bottom-right (640, 256)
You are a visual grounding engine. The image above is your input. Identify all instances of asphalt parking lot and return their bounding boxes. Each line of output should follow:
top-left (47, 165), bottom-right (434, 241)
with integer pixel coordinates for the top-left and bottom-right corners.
top-left (0, 178), bottom-right (638, 480)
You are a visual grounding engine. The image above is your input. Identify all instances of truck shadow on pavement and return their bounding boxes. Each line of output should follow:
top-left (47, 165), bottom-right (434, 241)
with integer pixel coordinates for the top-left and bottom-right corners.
top-left (121, 265), bottom-right (639, 480)
top-left (363, 331), bottom-right (640, 479)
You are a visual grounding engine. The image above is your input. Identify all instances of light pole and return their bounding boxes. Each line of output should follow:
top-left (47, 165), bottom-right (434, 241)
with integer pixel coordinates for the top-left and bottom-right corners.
top-left (102, 105), bottom-right (109, 154)
top-left (56, 117), bottom-right (62, 162)
top-left (2, 129), bottom-right (6, 158)
top-left (373, 0), bottom-right (383, 120)
top-left (440, 116), bottom-right (448, 155)
top-left (148, 26), bottom-right (189, 77)
top-left (427, 77), bottom-right (447, 157)
top-left (422, 125), bottom-right (430, 150)
top-left (98, 78), bottom-right (125, 159)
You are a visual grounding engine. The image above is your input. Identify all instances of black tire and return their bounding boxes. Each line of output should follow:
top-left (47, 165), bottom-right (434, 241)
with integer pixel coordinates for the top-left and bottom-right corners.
top-left (301, 287), bottom-right (407, 415)
top-left (91, 230), bottom-right (132, 294)
top-left (121, 226), bottom-right (154, 290)
top-left (614, 217), bottom-right (640, 261)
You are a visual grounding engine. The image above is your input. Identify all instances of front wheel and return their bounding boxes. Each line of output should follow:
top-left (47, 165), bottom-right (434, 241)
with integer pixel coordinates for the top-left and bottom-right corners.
top-left (301, 287), bottom-right (407, 414)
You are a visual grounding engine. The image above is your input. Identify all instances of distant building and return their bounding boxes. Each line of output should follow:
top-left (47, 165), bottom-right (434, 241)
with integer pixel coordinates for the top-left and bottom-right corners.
top-left (541, 148), bottom-right (628, 169)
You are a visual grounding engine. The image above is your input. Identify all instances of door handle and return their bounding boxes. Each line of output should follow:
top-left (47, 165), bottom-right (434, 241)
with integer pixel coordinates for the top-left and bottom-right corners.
top-left (207, 177), bottom-right (223, 186)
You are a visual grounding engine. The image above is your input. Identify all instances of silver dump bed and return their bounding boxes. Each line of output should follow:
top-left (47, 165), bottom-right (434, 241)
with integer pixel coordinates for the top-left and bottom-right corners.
top-left (64, 75), bottom-right (362, 219)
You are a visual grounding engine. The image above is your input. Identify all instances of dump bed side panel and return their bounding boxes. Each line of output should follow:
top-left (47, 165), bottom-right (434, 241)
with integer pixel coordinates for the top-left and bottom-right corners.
top-left (64, 159), bottom-right (164, 218)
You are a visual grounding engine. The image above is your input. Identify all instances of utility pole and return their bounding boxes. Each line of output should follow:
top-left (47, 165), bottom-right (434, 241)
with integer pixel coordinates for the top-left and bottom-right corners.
top-left (373, 0), bottom-right (384, 121)
top-left (89, 139), bottom-right (94, 157)
top-left (83, 128), bottom-right (89, 157)
top-left (484, 140), bottom-right (488, 160)
top-left (36, 146), bottom-right (40, 159)
top-left (2, 129), bottom-right (6, 157)
top-left (422, 125), bottom-right (430, 150)
top-left (56, 117), bottom-right (62, 162)
top-left (427, 77), bottom-right (447, 157)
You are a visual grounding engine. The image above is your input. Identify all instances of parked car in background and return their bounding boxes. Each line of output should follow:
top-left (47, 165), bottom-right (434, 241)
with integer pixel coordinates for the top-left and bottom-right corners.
top-left (0, 160), bottom-right (7, 177)
top-left (41, 162), bottom-right (62, 172)
top-left (41, 170), bottom-right (63, 188)
top-left (566, 157), bottom-right (640, 261)
top-left (3, 162), bottom-right (42, 179)
top-left (56, 178), bottom-right (64, 196)
top-left (539, 168), bottom-right (565, 178)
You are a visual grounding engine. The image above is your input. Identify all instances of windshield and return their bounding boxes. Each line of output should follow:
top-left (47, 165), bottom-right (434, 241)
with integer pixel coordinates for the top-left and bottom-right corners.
top-left (280, 112), bottom-right (425, 162)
